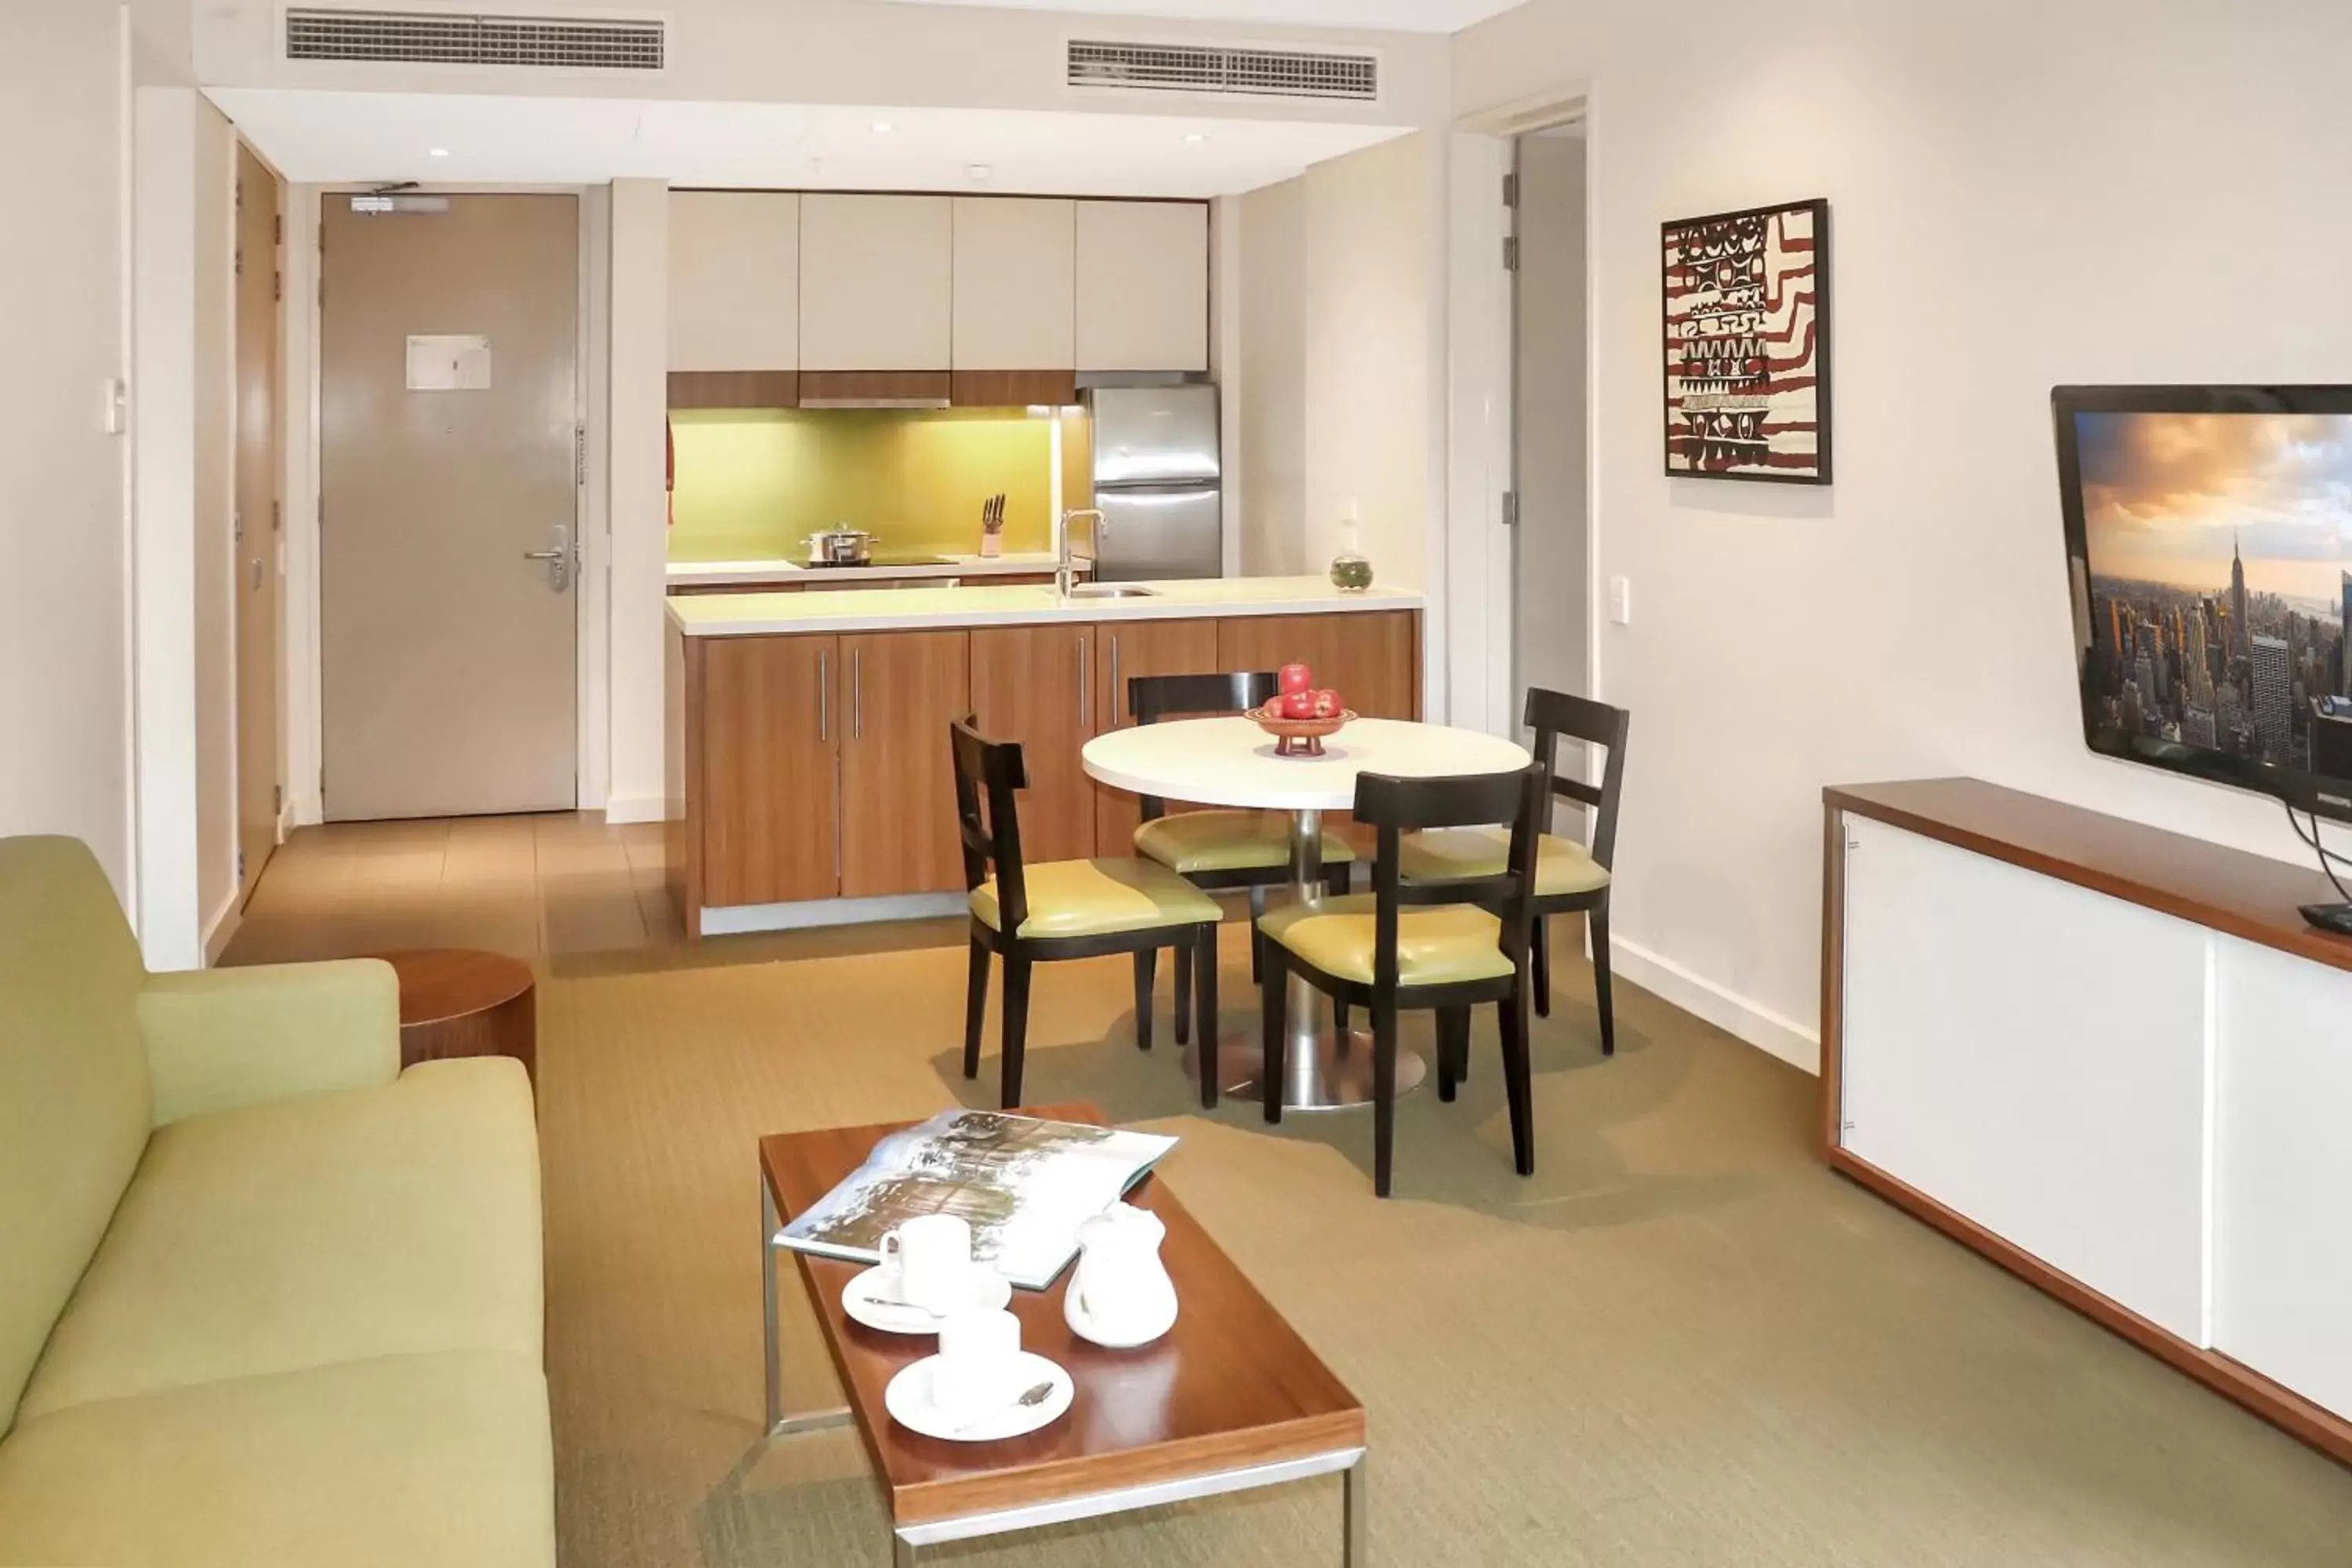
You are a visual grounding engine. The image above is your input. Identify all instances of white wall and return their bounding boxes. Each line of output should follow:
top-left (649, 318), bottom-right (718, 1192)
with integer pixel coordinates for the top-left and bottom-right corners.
top-left (1453, 0), bottom-right (2352, 1066)
top-left (605, 179), bottom-right (670, 825)
top-left (1236, 176), bottom-right (1307, 576)
top-left (0, 3), bottom-right (134, 901)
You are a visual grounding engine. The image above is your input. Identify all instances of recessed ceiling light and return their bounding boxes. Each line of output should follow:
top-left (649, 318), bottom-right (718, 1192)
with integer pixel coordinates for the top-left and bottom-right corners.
top-left (1183, 132), bottom-right (1209, 144)
top-left (428, 147), bottom-right (449, 158)
top-left (872, 122), bottom-right (894, 134)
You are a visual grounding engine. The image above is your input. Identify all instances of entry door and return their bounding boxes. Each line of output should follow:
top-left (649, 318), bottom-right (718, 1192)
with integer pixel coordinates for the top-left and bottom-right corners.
top-left (234, 144), bottom-right (282, 898)
top-left (1511, 129), bottom-right (1589, 744)
top-left (320, 193), bottom-right (579, 820)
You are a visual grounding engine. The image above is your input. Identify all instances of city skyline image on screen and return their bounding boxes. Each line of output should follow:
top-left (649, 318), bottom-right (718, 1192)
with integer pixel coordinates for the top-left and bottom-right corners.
top-left (2074, 408), bottom-right (2352, 783)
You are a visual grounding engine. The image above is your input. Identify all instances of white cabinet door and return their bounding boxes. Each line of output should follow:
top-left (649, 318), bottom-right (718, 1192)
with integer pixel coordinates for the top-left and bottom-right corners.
top-left (668, 191), bottom-right (798, 372)
top-left (799, 194), bottom-right (952, 371)
top-left (1839, 815), bottom-right (2211, 1340)
top-left (2214, 938), bottom-right (2352, 1417)
top-left (1075, 200), bottom-right (1208, 372)
top-left (953, 197), bottom-right (1074, 371)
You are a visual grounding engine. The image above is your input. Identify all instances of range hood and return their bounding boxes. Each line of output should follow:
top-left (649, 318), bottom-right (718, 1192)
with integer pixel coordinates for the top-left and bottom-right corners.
top-left (797, 394), bottom-right (952, 410)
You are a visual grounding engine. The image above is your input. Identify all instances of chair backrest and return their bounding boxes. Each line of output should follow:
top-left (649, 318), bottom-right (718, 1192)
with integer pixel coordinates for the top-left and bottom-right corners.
top-left (1125, 670), bottom-right (1280, 821)
top-left (1352, 767), bottom-right (1545, 990)
top-left (949, 716), bottom-right (1031, 930)
top-left (0, 837), bottom-right (154, 1435)
top-left (1524, 687), bottom-right (1632, 869)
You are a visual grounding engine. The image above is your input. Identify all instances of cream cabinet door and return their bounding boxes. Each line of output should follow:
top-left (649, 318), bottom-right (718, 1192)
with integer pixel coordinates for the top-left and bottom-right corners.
top-left (1075, 200), bottom-right (1208, 372)
top-left (952, 197), bottom-right (1075, 370)
top-left (669, 191), bottom-right (798, 372)
top-left (799, 194), bottom-right (953, 371)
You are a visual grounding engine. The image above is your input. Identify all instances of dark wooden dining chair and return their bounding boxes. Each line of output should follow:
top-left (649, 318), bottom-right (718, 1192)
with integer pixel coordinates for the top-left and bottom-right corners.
top-left (1257, 764), bottom-right (1544, 1197)
top-left (1126, 670), bottom-right (1355, 1042)
top-left (951, 717), bottom-right (1225, 1109)
top-left (1400, 688), bottom-right (1628, 1053)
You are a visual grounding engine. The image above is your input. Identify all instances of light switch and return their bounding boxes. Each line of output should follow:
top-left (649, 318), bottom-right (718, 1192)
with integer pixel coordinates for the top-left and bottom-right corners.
top-left (1608, 575), bottom-right (1632, 626)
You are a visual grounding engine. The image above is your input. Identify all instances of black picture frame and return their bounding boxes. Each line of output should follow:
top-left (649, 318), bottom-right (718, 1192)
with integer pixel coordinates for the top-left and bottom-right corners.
top-left (1661, 197), bottom-right (1831, 485)
top-left (2053, 382), bottom-right (2352, 825)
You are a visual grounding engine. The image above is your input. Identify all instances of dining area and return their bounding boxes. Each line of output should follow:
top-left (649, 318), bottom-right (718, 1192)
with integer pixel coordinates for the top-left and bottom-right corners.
top-left (949, 665), bottom-right (1631, 1199)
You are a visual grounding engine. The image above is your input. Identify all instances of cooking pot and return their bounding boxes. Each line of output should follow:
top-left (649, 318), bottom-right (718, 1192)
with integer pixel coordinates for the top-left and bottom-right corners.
top-left (804, 528), bottom-right (877, 567)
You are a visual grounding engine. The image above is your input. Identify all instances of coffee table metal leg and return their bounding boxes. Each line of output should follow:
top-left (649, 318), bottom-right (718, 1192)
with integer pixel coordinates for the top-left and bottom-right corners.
top-left (893, 1534), bottom-right (917, 1567)
top-left (761, 1180), bottom-right (782, 1433)
top-left (1343, 1452), bottom-right (1368, 1567)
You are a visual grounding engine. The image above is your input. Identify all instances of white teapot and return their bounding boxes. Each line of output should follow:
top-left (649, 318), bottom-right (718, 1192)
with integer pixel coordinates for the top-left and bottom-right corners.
top-left (1064, 1202), bottom-right (1178, 1348)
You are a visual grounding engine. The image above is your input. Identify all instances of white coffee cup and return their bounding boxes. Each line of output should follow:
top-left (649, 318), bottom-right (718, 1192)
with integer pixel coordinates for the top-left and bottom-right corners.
top-left (930, 1307), bottom-right (1022, 1422)
top-left (880, 1214), bottom-right (974, 1315)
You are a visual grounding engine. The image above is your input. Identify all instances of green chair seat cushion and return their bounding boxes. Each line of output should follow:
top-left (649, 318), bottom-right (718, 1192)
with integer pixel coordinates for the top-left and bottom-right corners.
top-left (1259, 894), bottom-right (1512, 987)
top-left (1133, 811), bottom-right (1357, 876)
top-left (971, 858), bottom-right (1222, 940)
top-left (1398, 826), bottom-right (1611, 898)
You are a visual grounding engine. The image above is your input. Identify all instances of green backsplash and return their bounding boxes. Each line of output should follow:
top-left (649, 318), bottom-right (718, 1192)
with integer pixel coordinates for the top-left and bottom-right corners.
top-left (668, 407), bottom-right (1056, 561)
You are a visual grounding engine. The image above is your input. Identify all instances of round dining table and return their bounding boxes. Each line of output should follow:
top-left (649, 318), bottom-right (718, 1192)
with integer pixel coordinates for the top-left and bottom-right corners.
top-left (1082, 714), bottom-right (1533, 1112)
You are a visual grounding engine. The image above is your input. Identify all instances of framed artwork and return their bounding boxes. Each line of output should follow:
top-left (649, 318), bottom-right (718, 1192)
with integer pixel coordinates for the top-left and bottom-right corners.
top-left (1661, 197), bottom-right (1831, 485)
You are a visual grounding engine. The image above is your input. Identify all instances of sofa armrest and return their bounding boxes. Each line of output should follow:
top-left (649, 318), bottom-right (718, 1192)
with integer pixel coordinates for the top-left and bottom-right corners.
top-left (137, 960), bottom-right (401, 1126)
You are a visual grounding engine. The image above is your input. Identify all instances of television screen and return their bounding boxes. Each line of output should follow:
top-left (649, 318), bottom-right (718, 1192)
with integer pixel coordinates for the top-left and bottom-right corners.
top-left (2055, 386), bottom-right (2352, 820)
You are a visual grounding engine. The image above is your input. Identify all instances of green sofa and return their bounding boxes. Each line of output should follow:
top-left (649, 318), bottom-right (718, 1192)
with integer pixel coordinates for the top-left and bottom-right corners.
top-left (0, 837), bottom-right (552, 1567)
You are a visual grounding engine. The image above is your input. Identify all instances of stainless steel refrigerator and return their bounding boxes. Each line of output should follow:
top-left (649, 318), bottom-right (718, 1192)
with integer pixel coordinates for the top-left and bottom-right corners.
top-left (1087, 384), bottom-right (1222, 581)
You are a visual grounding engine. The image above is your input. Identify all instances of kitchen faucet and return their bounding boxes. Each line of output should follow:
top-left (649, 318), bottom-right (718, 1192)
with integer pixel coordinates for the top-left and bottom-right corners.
top-left (1057, 508), bottom-right (1105, 601)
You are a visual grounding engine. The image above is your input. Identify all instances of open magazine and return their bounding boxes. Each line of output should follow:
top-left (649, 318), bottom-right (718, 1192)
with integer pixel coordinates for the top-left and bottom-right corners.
top-left (776, 1110), bottom-right (1178, 1290)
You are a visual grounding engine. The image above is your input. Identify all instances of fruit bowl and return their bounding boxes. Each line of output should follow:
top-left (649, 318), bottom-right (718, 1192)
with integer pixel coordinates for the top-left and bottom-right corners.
top-left (1248, 702), bottom-right (1357, 758)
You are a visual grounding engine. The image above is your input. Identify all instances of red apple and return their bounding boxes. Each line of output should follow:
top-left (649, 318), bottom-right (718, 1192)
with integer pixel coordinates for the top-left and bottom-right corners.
top-left (1311, 688), bottom-right (1341, 718)
top-left (1279, 662), bottom-right (1313, 696)
top-left (1281, 690), bottom-right (1317, 720)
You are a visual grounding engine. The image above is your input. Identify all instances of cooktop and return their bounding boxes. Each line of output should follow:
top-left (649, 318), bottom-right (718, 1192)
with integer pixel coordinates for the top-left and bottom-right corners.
top-left (805, 554), bottom-right (955, 569)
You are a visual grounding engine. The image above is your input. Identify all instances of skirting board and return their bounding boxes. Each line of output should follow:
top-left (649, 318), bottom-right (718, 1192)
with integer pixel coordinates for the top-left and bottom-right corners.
top-left (702, 891), bottom-right (965, 935)
top-left (603, 793), bottom-right (668, 826)
top-left (201, 890), bottom-right (241, 967)
top-left (1607, 934), bottom-right (1820, 1074)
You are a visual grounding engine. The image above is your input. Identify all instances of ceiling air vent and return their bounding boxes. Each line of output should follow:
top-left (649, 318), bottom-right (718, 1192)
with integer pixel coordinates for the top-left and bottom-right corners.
top-left (285, 8), bottom-right (665, 71)
top-left (1067, 38), bottom-right (1378, 103)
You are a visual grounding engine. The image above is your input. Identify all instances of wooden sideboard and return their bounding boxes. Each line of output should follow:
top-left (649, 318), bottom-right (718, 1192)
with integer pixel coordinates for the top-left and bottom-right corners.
top-left (1822, 777), bottom-right (2352, 1467)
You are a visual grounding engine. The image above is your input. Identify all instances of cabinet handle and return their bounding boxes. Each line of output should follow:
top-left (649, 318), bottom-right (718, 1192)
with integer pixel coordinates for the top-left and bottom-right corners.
top-left (852, 648), bottom-right (864, 740)
top-left (1077, 635), bottom-right (1089, 728)
top-left (1109, 634), bottom-right (1121, 724)
top-left (817, 649), bottom-right (829, 742)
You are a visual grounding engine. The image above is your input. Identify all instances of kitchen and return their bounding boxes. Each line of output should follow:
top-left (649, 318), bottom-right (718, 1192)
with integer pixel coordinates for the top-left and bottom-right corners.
top-left (658, 185), bottom-right (1428, 937)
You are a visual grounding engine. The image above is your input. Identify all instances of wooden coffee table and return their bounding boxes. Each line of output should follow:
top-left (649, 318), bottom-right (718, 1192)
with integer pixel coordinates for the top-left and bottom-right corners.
top-left (758, 1103), bottom-right (1368, 1565)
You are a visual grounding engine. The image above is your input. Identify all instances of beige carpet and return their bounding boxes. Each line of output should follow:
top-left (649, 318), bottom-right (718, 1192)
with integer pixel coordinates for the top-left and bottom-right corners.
top-left (537, 920), bottom-right (2352, 1566)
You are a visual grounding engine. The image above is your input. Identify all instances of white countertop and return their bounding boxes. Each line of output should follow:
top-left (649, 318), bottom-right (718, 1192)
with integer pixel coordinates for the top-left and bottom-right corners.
top-left (666, 552), bottom-right (1064, 586)
top-left (1083, 716), bottom-right (1529, 812)
top-left (666, 575), bottom-right (1424, 637)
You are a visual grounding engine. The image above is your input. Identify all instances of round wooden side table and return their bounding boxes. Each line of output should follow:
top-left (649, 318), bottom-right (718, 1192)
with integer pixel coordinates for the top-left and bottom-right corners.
top-left (366, 948), bottom-right (537, 1088)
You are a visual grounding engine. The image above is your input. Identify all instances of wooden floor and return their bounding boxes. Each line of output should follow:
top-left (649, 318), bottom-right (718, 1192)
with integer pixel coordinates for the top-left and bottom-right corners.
top-left (222, 814), bottom-right (683, 968)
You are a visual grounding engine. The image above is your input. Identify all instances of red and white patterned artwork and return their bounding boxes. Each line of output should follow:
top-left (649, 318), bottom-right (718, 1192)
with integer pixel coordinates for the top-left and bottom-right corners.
top-left (1662, 198), bottom-right (1831, 484)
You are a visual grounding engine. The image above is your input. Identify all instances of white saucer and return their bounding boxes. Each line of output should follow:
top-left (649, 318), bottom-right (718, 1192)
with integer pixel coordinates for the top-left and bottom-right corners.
top-left (1065, 1287), bottom-right (1178, 1350)
top-left (841, 1265), bottom-right (1011, 1336)
top-left (885, 1351), bottom-right (1073, 1443)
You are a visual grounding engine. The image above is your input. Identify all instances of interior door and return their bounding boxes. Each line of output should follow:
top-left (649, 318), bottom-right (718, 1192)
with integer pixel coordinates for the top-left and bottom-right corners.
top-left (233, 144), bottom-right (281, 899)
top-left (319, 192), bottom-right (579, 820)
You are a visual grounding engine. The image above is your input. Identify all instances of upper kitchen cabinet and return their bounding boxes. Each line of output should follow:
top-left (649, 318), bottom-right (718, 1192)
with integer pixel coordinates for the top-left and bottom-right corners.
top-left (1075, 201), bottom-right (1209, 373)
top-left (799, 194), bottom-right (953, 372)
top-left (669, 191), bottom-right (798, 373)
top-left (952, 198), bottom-right (1076, 395)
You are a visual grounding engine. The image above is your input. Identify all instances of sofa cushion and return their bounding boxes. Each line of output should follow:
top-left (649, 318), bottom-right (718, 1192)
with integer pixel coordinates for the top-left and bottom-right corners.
top-left (0, 1350), bottom-right (552, 1568)
top-left (18, 1058), bottom-right (539, 1421)
top-left (0, 837), bottom-right (152, 1434)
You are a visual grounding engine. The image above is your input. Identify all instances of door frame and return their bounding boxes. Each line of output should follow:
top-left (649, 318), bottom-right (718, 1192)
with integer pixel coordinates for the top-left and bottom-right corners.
top-left (286, 183), bottom-right (599, 826)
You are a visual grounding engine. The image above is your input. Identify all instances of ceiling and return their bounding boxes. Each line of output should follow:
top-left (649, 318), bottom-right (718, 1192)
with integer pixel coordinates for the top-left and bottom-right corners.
top-left (209, 89), bottom-right (1410, 194)
top-left (866, 0), bottom-right (1526, 32)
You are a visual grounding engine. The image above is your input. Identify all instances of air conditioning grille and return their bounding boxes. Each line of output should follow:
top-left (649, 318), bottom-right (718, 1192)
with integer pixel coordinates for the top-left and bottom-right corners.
top-left (285, 8), bottom-right (665, 71)
top-left (1068, 39), bottom-right (1377, 103)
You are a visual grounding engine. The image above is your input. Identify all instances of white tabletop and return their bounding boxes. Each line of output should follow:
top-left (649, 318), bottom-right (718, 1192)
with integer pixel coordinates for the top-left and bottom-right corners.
top-left (1081, 716), bottom-right (1532, 813)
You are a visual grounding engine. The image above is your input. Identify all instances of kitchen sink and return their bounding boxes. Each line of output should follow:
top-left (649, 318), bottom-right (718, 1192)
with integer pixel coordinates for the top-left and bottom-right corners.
top-left (1065, 584), bottom-right (1160, 600)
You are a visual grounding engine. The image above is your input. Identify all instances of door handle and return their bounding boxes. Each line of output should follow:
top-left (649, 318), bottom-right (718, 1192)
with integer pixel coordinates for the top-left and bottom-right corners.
top-left (523, 524), bottom-right (572, 592)
top-left (818, 649), bottom-right (830, 742)
top-left (1077, 635), bottom-right (1089, 728)
top-left (851, 648), bottom-right (863, 740)
top-left (1109, 634), bottom-right (1121, 725)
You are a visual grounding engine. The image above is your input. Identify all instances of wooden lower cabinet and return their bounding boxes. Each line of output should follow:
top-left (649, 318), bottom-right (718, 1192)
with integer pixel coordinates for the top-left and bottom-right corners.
top-left (1214, 611), bottom-right (1421, 720)
top-left (1091, 618), bottom-right (1221, 854)
top-left (840, 630), bottom-right (971, 897)
top-left (970, 622), bottom-right (1097, 864)
top-left (699, 633), bottom-right (841, 908)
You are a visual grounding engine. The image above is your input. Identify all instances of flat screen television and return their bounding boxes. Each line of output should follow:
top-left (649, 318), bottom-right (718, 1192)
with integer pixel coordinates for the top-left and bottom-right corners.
top-left (2053, 385), bottom-right (2352, 828)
